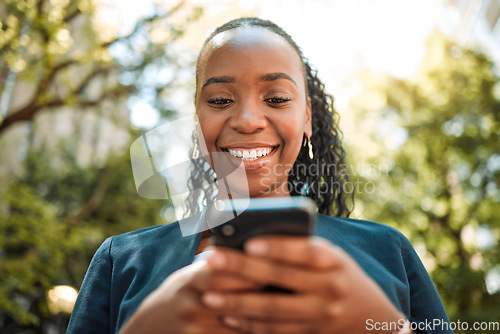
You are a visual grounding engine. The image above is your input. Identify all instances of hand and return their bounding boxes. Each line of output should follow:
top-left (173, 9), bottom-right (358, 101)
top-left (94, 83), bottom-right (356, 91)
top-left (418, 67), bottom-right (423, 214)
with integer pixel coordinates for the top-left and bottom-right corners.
top-left (202, 236), bottom-right (406, 334)
top-left (120, 259), bottom-right (260, 334)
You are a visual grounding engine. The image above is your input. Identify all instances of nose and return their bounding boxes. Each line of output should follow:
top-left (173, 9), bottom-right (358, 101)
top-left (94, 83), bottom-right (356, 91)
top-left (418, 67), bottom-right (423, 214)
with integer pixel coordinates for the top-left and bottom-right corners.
top-left (228, 98), bottom-right (267, 133)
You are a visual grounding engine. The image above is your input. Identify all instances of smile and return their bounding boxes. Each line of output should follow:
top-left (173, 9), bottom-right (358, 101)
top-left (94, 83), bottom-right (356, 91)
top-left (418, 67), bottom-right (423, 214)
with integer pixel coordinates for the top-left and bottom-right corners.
top-left (223, 146), bottom-right (277, 161)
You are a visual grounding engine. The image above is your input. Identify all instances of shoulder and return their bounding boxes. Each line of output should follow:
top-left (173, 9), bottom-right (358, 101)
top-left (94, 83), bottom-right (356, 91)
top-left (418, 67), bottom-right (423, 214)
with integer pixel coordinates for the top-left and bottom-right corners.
top-left (109, 222), bottom-right (180, 248)
top-left (315, 214), bottom-right (421, 280)
top-left (108, 209), bottom-right (204, 253)
top-left (106, 213), bottom-right (203, 262)
top-left (315, 214), bottom-right (409, 246)
top-left (316, 215), bottom-right (431, 283)
top-left (316, 216), bottom-right (451, 328)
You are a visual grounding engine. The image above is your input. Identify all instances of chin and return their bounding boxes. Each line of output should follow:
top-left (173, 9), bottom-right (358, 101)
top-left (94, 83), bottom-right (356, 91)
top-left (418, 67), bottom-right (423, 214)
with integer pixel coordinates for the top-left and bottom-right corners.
top-left (249, 181), bottom-right (289, 198)
top-left (220, 182), bottom-right (279, 199)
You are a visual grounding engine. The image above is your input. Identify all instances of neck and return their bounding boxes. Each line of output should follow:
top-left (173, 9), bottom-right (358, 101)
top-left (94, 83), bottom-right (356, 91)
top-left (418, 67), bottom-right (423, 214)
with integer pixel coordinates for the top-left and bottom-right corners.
top-left (196, 230), bottom-right (212, 255)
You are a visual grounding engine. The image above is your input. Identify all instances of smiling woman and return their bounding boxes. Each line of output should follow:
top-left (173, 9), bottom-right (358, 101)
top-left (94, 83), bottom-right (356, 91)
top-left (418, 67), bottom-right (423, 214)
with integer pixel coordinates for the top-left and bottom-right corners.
top-left (67, 18), bottom-right (452, 334)
top-left (186, 18), bottom-right (352, 218)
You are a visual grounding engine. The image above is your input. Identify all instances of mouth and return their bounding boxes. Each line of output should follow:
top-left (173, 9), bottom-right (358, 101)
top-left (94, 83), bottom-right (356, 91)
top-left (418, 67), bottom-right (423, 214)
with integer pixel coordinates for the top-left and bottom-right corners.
top-left (222, 146), bottom-right (278, 161)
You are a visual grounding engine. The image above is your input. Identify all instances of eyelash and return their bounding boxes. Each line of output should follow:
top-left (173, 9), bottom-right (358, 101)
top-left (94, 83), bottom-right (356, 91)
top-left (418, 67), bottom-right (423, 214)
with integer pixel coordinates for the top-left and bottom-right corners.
top-left (207, 97), bottom-right (232, 105)
top-left (265, 96), bottom-right (290, 104)
top-left (207, 96), bottom-right (290, 106)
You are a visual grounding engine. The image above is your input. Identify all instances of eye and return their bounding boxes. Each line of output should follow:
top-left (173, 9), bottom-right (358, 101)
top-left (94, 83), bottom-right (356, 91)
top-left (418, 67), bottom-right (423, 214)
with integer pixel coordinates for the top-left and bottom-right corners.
top-left (208, 97), bottom-right (233, 106)
top-left (265, 96), bottom-right (290, 104)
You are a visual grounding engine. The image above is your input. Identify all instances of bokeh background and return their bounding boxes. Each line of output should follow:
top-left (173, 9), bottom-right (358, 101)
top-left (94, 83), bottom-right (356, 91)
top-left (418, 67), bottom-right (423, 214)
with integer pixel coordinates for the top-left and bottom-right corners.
top-left (0, 0), bottom-right (499, 332)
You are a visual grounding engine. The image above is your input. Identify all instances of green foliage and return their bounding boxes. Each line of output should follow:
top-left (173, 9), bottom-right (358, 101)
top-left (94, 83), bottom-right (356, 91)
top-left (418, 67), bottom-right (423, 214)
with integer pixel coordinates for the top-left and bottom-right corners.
top-left (0, 147), bottom-right (168, 331)
top-left (353, 32), bottom-right (500, 322)
top-left (1, 0), bottom-right (204, 331)
top-left (0, 182), bottom-right (63, 327)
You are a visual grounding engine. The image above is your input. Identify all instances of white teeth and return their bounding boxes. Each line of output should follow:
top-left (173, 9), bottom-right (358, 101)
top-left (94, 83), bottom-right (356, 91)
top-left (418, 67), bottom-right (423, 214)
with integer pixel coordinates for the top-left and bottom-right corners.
top-left (226, 147), bottom-right (275, 161)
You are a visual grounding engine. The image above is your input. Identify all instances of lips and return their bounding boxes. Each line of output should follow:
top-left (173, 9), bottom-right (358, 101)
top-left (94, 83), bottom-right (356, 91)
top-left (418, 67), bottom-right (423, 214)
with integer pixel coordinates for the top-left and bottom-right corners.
top-left (222, 146), bottom-right (278, 161)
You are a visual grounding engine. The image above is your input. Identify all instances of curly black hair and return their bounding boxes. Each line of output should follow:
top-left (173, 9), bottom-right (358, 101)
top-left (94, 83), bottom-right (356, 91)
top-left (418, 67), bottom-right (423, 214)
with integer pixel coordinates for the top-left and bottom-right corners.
top-left (184, 17), bottom-right (353, 217)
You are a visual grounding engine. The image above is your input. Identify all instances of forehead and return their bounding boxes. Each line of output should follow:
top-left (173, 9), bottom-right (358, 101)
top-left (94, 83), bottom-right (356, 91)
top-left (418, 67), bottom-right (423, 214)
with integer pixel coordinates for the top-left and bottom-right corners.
top-left (197, 26), bottom-right (304, 82)
top-left (210, 26), bottom-right (291, 50)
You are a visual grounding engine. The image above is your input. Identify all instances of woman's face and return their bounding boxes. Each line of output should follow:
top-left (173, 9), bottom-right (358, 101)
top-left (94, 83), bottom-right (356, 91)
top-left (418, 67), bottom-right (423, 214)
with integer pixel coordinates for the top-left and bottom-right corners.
top-left (196, 26), bottom-right (311, 198)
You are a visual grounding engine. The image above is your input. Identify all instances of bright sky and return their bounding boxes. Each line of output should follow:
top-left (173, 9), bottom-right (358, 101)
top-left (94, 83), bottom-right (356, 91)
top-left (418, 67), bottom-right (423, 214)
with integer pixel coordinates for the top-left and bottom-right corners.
top-left (259, 0), bottom-right (442, 78)
top-left (97, 0), bottom-right (451, 128)
top-left (254, 0), bottom-right (447, 111)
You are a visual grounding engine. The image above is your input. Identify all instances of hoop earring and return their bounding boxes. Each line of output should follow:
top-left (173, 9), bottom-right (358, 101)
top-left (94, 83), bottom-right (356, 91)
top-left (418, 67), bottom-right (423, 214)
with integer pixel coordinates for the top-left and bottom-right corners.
top-left (308, 137), bottom-right (314, 160)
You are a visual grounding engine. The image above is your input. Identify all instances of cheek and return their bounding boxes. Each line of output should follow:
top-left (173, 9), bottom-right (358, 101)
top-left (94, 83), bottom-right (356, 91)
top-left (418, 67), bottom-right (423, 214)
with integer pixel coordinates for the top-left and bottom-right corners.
top-left (197, 113), bottom-right (222, 150)
top-left (280, 117), bottom-right (305, 152)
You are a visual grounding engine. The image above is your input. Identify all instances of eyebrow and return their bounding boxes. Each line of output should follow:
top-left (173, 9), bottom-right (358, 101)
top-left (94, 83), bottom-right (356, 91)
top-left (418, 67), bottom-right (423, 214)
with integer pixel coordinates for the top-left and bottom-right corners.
top-left (202, 76), bottom-right (235, 90)
top-left (201, 72), bottom-right (297, 91)
top-left (259, 72), bottom-right (297, 87)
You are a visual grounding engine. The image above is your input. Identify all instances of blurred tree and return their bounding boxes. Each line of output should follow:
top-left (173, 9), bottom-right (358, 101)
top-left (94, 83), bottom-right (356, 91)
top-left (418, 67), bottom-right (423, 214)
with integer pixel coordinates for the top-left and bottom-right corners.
top-left (0, 148), bottom-right (167, 332)
top-left (0, 0), bottom-right (204, 331)
top-left (351, 32), bottom-right (500, 322)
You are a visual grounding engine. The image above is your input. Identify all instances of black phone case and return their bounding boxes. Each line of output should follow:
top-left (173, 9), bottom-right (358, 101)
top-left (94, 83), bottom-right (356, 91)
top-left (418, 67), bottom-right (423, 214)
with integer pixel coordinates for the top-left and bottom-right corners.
top-left (210, 197), bottom-right (317, 293)
top-left (212, 206), bottom-right (314, 250)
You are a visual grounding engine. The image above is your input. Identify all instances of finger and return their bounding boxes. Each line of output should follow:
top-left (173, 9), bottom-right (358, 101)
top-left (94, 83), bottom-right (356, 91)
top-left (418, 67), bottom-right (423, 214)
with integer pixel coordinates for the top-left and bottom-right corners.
top-left (185, 323), bottom-right (240, 334)
top-left (222, 316), bottom-right (318, 334)
top-left (175, 289), bottom-right (246, 334)
top-left (205, 249), bottom-right (339, 293)
top-left (182, 311), bottom-right (242, 334)
top-left (206, 273), bottom-right (262, 292)
top-left (201, 292), bottom-right (328, 321)
top-left (186, 261), bottom-right (261, 292)
top-left (182, 309), bottom-right (242, 334)
top-left (244, 235), bottom-right (346, 269)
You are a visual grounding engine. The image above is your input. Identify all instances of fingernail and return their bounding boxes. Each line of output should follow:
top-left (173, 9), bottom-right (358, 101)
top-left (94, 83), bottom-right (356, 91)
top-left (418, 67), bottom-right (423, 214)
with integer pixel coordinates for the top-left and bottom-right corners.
top-left (223, 316), bottom-right (240, 327)
top-left (202, 292), bottom-right (225, 308)
top-left (245, 239), bottom-right (268, 255)
top-left (206, 252), bottom-right (226, 269)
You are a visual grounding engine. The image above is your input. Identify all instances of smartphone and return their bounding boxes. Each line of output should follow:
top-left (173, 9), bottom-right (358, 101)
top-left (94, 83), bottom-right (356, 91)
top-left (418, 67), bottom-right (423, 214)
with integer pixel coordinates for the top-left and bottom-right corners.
top-left (210, 196), bottom-right (317, 293)
top-left (211, 196), bottom-right (317, 250)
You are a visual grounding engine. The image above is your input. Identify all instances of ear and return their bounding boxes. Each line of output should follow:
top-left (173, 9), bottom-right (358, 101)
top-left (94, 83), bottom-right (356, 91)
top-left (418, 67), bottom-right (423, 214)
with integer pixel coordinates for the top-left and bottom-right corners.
top-left (304, 96), bottom-right (312, 138)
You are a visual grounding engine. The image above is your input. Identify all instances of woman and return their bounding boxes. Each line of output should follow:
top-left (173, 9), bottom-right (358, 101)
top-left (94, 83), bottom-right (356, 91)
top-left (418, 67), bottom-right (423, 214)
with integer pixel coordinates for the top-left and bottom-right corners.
top-left (67, 18), bottom-right (452, 333)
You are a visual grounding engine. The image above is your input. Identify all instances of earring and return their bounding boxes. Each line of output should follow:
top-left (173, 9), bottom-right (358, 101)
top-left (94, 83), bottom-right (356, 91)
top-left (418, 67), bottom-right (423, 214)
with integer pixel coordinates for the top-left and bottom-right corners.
top-left (192, 143), bottom-right (199, 160)
top-left (192, 135), bottom-right (200, 160)
top-left (308, 137), bottom-right (314, 160)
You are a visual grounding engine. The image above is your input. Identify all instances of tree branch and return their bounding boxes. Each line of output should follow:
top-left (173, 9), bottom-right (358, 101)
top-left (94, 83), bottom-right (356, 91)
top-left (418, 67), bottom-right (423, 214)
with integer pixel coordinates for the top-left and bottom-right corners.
top-left (63, 8), bottom-right (82, 23)
top-left (99, 14), bottom-right (162, 49)
top-left (64, 167), bottom-right (110, 227)
top-left (0, 82), bottom-right (131, 134)
top-left (98, 1), bottom-right (185, 48)
top-left (0, 58), bottom-right (112, 134)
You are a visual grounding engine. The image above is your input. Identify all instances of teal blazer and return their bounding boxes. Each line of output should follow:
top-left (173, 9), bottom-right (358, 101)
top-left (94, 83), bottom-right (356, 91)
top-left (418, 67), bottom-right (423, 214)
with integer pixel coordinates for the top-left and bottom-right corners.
top-left (67, 214), bottom-right (452, 333)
